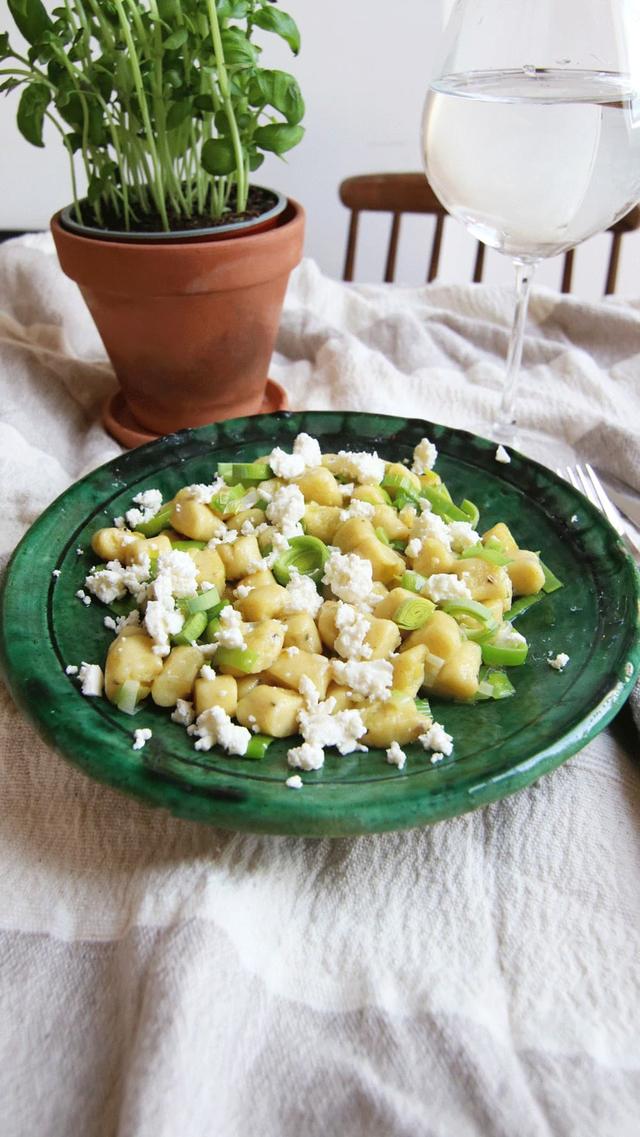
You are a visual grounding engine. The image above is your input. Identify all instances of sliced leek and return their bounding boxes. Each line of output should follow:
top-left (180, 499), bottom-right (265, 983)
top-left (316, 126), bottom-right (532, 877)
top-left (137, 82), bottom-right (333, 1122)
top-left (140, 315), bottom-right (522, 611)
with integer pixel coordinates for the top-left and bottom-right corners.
top-left (244, 734), bottom-right (274, 759)
top-left (210, 483), bottom-right (247, 517)
top-left (217, 461), bottom-right (272, 485)
top-left (135, 503), bottom-right (173, 537)
top-left (460, 543), bottom-right (512, 567)
top-left (440, 598), bottom-right (499, 642)
top-left (392, 597), bottom-right (435, 630)
top-left (272, 535), bottom-right (329, 585)
top-left (171, 611), bottom-right (208, 645)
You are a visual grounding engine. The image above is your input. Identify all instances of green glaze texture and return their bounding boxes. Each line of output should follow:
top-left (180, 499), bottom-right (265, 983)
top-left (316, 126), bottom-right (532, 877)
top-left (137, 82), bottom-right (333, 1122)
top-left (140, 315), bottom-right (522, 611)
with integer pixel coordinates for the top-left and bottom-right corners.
top-left (1, 412), bottom-right (639, 836)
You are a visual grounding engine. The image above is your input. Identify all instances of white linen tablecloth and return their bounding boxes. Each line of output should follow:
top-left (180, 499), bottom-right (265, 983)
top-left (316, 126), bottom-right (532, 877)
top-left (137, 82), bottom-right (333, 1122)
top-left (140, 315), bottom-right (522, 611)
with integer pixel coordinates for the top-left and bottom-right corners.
top-left (1, 236), bottom-right (639, 1137)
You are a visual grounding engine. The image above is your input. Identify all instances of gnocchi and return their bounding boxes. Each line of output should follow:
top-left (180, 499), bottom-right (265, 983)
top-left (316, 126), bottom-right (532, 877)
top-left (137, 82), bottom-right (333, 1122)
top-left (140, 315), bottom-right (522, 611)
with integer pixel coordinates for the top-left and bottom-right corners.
top-left (79, 431), bottom-right (559, 773)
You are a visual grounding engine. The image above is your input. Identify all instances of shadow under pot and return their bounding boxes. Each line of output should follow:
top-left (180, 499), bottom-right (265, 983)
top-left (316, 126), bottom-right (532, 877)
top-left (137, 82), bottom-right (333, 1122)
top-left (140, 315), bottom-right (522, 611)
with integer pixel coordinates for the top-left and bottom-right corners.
top-left (51, 193), bottom-right (305, 448)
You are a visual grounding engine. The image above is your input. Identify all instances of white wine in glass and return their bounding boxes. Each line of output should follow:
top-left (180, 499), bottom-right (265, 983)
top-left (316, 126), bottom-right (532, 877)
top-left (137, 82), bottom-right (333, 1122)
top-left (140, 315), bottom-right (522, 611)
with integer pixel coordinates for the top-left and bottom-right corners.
top-left (422, 0), bottom-right (640, 444)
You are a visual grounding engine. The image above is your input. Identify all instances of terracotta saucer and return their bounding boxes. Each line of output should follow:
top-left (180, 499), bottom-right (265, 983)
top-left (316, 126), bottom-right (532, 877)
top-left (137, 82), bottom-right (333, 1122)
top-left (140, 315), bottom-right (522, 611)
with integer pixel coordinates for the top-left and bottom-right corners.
top-left (102, 379), bottom-right (289, 449)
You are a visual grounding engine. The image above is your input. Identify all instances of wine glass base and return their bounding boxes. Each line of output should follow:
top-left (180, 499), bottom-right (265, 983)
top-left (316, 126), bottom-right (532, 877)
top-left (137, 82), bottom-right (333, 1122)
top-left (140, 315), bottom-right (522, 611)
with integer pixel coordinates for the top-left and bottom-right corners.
top-left (490, 418), bottom-right (521, 450)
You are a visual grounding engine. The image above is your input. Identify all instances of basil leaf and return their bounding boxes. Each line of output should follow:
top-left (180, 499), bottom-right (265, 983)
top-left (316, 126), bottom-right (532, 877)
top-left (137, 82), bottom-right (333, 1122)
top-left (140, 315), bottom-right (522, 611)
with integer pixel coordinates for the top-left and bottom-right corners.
top-left (254, 122), bottom-right (304, 155)
top-left (16, 81), bottom-right (50, 147)
top-left (8, 0), bottom-right (53, 46)
top-left (220, 27), bottom-right (257, 67)
top-left (163, 27), bottom-right (188, 51)
top-left (201, 136), bottom-right (237, 176)
top-left (250, 69), bottom-right (304, 124)
top-left (166, 98), bottom-right (193, 129)
top-left (217, 0), bottom-right (249, 18)
top-left (252, 6), bottom-right (300, 55)
top-left (194, 93), bottom-right (216, 112)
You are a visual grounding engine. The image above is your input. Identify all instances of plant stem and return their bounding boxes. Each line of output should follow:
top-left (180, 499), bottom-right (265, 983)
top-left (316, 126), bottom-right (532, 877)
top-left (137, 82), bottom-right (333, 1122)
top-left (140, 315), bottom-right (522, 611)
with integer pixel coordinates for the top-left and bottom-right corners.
top-left (204, 0), bottom-right (248, 211)
top-left (113, 0), bottom-right (169, 229)
top-left (45, 110), bottom-right (82, 221)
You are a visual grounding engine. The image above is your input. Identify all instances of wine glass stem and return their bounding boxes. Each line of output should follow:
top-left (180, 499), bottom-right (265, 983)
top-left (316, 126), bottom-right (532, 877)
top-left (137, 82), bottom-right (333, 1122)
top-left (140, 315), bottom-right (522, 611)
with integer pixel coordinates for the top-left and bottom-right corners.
top-left (496, 258), bottom-right (537, 439)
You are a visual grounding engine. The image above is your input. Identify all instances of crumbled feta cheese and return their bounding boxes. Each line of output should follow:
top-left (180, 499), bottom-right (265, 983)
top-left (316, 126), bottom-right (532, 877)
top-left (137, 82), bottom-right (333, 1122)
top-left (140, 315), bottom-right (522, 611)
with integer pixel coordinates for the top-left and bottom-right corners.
top-left (113, 516), bottom-right (125, 529)
top-left (333, 602), bottom-right (373, 660)
top-left (132, 727), bottom-right (152, 750)
top-left (420, 721), bottom-right (453, 757)
top-left (52, 569), bottom-right (61, 578)
top-left (125, 488), bottom-right (163, 529)
top-left (183, 479), bottom-right (225, 504)
top-left (548, 652), bottom-right (570, 671)
top-left (338, 482), bottom-right (355, 498)
top-left (189, 705), bottom-right (251, 756)
top-left (322, 550), bottom-right (374, 609)
top-left (85, 555), bottom-right (151, 605)
top-left (171, 699), bottom-right (195, 727)
top-left (411, 438), bottom-right (438, 475)
top-left (494, 624), bottom-right (527, 649)
top-left (386, 740), bottom-right (407, 769)
top-left (331, 659), bottom-right (393, 702)
top-left (115, 610), bottom-right (140, 634)
top-left (65, 664), bottom-right (79, 676)
top-left (430, 752), bottom-right (444, 764)
top-left (76, 548), bottom-right (83, 555)
top-left (212, 605), bottom-right (247, 650)
top-left (262, 529), bottom-right (291, 568)
top-left (284, 573), bottom-right (323, 616)
top-left (297, 691), bottom-right (367, 755)
top-left (422, 573), bottom-right (472, 603)
top-left (208, 528), bottom-right (239, 547)
top-left (200, 581), bottom-right (214, 592)
top-left (339, 499), bottom-right (376, 522)
top-left (266, 484), bottom-right (306, 536)
top-left (298, 674), bottom-right (320, 707)
top-left (234, 583), bottom-right (254, 599)
top-left (412, 510), bottom-right (452, 548)
top-left (240, 520), bottom-right (257, 536)
top-left (199, 664), bottom-right (217, 680)
top-left (335, 450), bottom-right (386, 485)
top-left (287, 742), bottom-right (325, 770)
top-left (495, 445), bottom-right (511, 464)
top-left (285, 774), bottom-right (304, 789)
top-left (78, 662), bottom-right (103, 697)
top-left (103, 616), bottom-right (117, 632)
top-left (144, 571), bottom-right (185, 657)
top-left (268, 447), bottom-right (306, 479)
top-left (155, 549), bottom-right (199, 599)
top-left (292, 432), bottom-right (322, 468)
top-left (405, 537), bottom-right (423, 559)
top-left (447, 521), bottom-right (479, 552)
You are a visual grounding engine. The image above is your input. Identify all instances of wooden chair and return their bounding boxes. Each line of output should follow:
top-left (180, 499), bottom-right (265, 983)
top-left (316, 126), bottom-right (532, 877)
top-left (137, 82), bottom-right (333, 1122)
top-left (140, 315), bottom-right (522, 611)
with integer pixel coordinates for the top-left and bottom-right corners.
top-left (339, 172), bottom-right (640, 294)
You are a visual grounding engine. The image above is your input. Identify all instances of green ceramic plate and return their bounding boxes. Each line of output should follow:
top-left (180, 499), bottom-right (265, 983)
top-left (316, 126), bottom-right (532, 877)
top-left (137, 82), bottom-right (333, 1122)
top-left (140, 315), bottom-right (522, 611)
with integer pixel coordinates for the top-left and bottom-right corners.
top-left (1, 412), bottom-right (639, 837)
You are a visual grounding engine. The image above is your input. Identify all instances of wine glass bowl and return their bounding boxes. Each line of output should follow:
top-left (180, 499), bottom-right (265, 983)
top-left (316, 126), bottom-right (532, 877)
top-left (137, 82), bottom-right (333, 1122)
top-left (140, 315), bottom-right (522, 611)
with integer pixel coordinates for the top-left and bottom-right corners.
top-left (421, 1), bottom-right (640, 443)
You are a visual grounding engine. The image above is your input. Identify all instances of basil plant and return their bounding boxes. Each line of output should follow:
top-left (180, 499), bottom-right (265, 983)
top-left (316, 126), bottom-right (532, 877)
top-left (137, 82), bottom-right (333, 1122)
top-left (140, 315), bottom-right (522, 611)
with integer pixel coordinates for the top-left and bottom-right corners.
top-left (0, 0), bottom-right (305, 230)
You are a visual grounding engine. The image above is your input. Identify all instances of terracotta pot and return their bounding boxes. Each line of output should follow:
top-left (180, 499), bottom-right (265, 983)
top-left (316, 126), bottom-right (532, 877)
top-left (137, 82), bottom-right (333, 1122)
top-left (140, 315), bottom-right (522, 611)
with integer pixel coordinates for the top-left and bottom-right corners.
top-left (51, 198), bottom-right (305, 445)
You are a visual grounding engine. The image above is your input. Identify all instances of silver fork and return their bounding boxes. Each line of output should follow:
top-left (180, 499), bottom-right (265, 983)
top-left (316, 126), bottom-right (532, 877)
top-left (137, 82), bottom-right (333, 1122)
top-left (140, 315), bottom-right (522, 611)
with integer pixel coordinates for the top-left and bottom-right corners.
top-left (560, 463), bottom-right (640, 562)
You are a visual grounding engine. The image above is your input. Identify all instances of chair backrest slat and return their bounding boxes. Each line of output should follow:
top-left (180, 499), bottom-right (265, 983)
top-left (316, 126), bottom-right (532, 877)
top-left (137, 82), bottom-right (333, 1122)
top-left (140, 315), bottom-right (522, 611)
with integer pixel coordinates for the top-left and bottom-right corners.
top-left (385, 213), bottom-right (402, 282)
top-left (472, 242), bottom-right (485, 284)
top-left (605, 231), bottom-right (622, 295)
top-left (428, 215), bottom-right (445, 282)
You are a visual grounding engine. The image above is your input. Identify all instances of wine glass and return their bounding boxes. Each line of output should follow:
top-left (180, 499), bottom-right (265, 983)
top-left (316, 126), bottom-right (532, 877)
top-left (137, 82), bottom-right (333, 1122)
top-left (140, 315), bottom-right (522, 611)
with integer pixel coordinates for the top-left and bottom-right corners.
top-left (421, 0), bottom-right (640, 445)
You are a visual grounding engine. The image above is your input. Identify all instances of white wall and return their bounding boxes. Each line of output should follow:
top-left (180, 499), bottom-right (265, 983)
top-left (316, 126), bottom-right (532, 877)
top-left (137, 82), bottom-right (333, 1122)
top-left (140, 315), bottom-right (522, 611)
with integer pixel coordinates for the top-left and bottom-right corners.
top-left (1, 0), bottom-right (639, 298)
